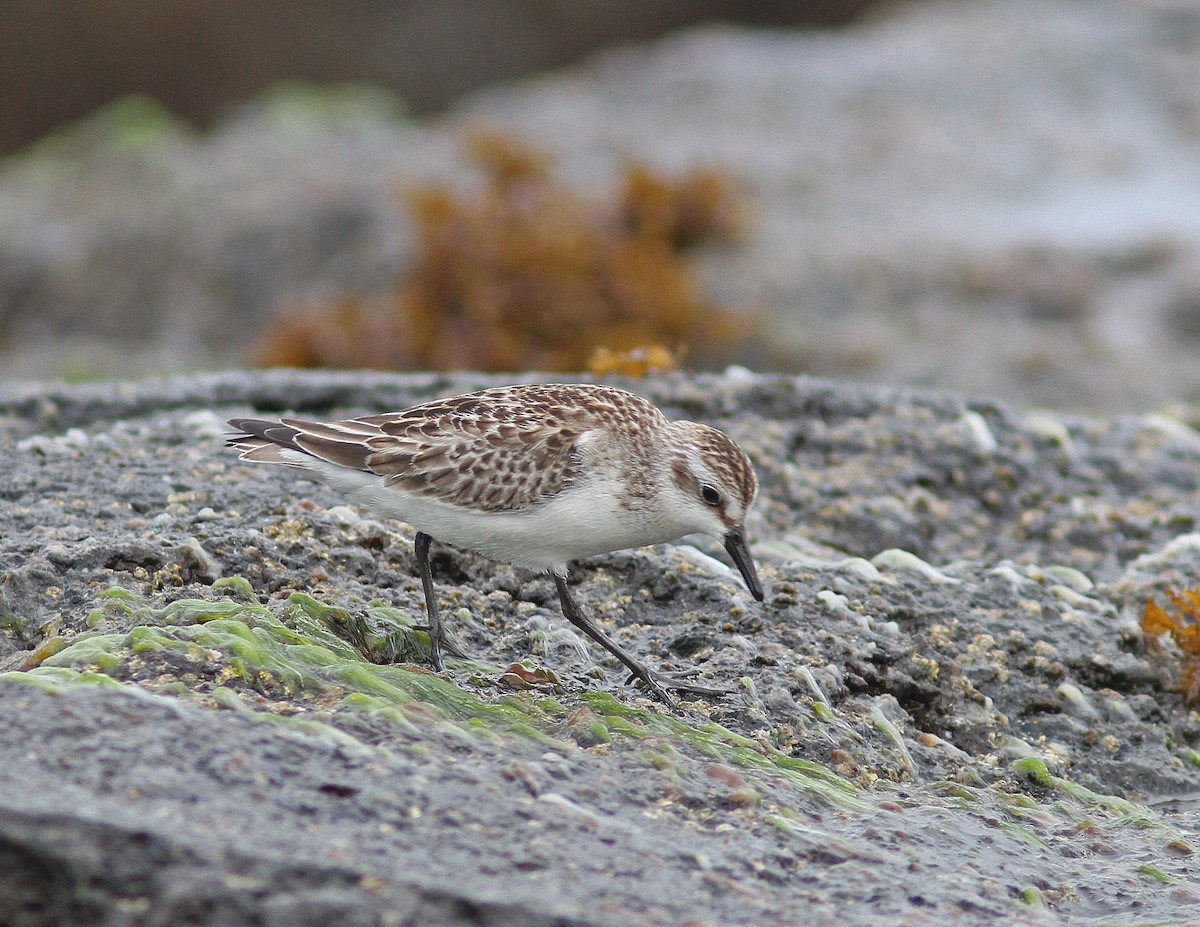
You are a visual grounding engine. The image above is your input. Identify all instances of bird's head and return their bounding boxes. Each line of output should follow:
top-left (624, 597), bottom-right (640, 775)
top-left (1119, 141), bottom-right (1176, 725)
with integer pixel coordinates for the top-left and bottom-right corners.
top-left (662, 421), bottom-right (764, 601)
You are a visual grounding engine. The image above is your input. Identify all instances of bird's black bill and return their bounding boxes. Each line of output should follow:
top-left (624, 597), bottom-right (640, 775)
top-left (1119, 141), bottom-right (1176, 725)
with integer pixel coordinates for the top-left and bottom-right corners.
top-left (724, 527), bottom-right (764, 601)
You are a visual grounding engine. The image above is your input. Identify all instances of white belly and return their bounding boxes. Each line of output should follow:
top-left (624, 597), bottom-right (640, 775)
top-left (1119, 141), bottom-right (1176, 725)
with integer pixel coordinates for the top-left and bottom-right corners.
top-left (295, 457), bottom-right (676, 572)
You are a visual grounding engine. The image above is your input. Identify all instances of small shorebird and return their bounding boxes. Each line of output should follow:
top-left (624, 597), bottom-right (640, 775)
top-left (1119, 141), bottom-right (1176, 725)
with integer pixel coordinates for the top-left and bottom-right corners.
top-left (227, 383), bottom-right (763, 703)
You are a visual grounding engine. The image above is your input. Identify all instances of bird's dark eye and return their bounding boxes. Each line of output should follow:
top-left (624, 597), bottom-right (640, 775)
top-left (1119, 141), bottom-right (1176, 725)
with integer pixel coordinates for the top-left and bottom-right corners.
top-left (700, 484), bottom-right (721, 506)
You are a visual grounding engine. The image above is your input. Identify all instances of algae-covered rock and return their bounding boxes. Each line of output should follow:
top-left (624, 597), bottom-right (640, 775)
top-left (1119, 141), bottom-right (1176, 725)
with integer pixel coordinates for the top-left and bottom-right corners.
top-left (1, 368), bottom-right (1199, 925)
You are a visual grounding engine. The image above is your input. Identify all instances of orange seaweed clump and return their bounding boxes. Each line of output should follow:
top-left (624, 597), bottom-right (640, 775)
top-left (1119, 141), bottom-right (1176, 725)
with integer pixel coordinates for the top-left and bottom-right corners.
top-left (619, 163), bottom-right (747, 249)
top-left (255, 296), bottom-right (409, 370)
top-left (253, 130), bottom-right (756, 372)
top-left (587, 344), bottom-right (683, 378)
top-left (1142, 588), bottom-right (1200, 703)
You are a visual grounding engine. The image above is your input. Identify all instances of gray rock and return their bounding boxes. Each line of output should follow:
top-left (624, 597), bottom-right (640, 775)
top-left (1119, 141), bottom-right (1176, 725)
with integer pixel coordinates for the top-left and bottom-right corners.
top-left (1, 369), bottom-right (1198, 925)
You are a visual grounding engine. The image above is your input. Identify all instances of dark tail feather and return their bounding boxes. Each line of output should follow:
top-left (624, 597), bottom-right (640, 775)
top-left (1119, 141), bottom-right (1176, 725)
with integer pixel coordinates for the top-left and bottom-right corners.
top-left (226, 418), bottom-right (302, 448)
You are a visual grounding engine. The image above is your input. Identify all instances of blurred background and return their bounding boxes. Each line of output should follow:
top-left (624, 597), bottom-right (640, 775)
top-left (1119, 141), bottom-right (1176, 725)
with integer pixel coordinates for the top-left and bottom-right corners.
top-left (3, 0), bottom-right (1200, 414)
top-left (0, 0), bottom-right (875, 152)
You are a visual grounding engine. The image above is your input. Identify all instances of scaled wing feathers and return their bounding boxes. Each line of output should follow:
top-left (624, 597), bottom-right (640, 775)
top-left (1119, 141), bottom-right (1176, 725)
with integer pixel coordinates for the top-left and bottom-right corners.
top-left (363, 406), bottom-right (586, 511)
top-left (227, 393), bottom-right (592, 511)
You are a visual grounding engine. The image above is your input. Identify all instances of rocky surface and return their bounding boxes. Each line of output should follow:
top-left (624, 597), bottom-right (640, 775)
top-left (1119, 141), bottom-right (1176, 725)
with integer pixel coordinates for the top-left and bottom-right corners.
top-left (6, 0), bottom-right (1200, 413)
top-left (2, 369), bottom-right (1199, 926)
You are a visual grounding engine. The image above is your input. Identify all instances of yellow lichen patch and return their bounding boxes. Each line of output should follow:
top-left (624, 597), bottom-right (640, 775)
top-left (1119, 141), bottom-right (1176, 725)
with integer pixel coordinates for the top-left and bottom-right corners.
top-left (1142, 588), bottom-right (1200, 703)
top-left (253, 130), bottom-right (756, 372)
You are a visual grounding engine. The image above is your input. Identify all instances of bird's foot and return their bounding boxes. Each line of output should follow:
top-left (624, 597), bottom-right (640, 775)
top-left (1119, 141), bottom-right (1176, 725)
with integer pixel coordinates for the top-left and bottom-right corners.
top-left (625, 666), bottom-right (731, 705)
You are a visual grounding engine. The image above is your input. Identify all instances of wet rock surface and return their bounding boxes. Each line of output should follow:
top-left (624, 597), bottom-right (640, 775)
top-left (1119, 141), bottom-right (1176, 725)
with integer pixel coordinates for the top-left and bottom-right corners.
top-left (1, 369), bottom-right (1199, 926)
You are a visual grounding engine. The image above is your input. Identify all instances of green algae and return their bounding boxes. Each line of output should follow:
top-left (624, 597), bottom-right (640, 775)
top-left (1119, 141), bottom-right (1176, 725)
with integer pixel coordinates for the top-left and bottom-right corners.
top-left (1011, 757), bottom-right (1145, 817)
top-left (3, 665), bottom-right (124, 694)
top-left (211, 575), bottom-right (258, 602)
top-left (1008, 757), bottom-right (1200, 865)
top-left (0, 586), bottom-right (573, 742)
top-left (579, 690), bottom-right (868, 810)
top-left (0, 584), bottom-right (867, 808)
top-left (2, 664), bottom-right (389, 754)
top-left (1094, 917), bottom-right (1200, 927)
top-left (31, 632), bottom-right (124, 673)
top-left (1138, 863), bottom-right (1178, 884)
top-left (288, 593), bottom-right (432, 666)
top-left (810, 700), bottom-right (836, 722)
top-left (997, 821), bottom-right (1051, 849)
top-left (869, 702), bottom-right (916, 775)
top-left (1011, 756), bottom-right (1056, 788)
top-left (928, 781), bottom-right (975, 802)
top-left (763, 807), bottom-right (859, 857)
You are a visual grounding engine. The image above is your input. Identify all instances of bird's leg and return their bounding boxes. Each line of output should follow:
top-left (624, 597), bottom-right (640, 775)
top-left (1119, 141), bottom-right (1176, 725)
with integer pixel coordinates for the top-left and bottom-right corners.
top-left (413, 531), bottom-right (462, 670)
top-left (552, 573), bottom-right (728, 705)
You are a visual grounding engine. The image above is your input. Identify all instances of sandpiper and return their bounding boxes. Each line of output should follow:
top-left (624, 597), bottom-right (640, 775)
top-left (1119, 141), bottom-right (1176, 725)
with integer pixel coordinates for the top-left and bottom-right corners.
top-left (227, 383), bottom-right (763, 703)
